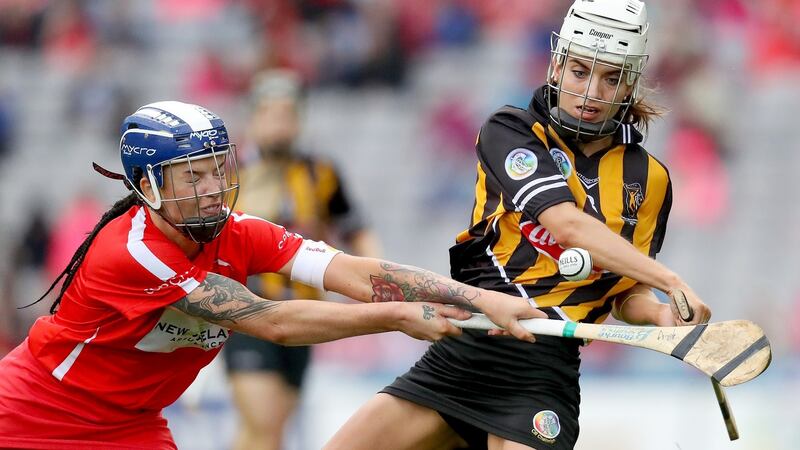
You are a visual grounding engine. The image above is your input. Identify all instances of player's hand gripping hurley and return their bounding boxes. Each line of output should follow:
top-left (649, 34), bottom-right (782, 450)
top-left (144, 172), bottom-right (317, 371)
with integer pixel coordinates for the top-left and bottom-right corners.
top-left (671, 289), bottom-right (740, 441)
top-left (448, 299), bottom-right (771, 388)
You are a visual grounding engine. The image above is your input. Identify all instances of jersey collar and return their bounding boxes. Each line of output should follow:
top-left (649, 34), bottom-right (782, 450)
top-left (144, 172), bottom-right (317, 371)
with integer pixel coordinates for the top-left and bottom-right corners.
top-left (529, 85), bottom-right (643, 146)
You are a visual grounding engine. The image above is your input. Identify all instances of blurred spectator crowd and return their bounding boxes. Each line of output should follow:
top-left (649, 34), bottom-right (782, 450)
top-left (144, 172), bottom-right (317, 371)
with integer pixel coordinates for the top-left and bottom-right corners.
top-left (1, 0), bottom-right (799, 374)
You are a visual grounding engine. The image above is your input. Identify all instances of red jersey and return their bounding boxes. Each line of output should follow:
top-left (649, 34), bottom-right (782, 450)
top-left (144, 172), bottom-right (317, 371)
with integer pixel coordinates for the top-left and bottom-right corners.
top-left (0, 206), bottom-right (302, 446)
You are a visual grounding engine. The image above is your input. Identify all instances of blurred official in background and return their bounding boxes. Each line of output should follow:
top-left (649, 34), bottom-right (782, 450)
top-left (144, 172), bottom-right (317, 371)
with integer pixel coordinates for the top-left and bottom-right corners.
top-left (224, 69), bottom-right (381, 450)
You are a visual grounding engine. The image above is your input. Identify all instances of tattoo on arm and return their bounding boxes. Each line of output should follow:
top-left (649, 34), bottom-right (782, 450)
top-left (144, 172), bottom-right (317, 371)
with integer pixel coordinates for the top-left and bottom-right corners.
top-left (171, 273), bottom-right (282, 325)
top-left (369, 262), bottom-right (479, 310)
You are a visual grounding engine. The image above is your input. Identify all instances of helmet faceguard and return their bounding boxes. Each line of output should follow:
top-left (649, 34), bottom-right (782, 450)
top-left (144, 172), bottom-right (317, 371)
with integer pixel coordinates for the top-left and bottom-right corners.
top-left (119, 101), bottom-right (240, 243)
top-left (546, 0), bottom-right (650, 141)
top-left (146, 144), bottom-right (239, 243)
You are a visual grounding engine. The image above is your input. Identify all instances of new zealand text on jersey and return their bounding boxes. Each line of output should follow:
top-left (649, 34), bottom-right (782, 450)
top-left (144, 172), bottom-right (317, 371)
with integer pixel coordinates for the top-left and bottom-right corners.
top-left (135, 308), bottom-right (231, 353)
top-left (158, 321), bottom-right (229, 347)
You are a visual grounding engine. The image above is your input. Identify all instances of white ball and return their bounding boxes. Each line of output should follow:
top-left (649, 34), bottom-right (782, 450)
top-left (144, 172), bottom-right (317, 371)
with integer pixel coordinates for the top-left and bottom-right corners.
top-left (558, 248), bottom-right (592, 281)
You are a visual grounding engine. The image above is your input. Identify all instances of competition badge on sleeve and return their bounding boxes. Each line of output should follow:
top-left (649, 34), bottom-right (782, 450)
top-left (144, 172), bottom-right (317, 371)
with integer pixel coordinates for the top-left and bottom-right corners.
top-left (549, 148), bottom-right (573, 179)
top-left (505, 148), bottom-right (538, 180)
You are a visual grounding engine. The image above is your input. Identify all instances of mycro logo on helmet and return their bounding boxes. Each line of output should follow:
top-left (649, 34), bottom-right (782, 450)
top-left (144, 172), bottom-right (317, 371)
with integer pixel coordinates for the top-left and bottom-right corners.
top-left (122, 144), bottom-right (157, 156)
top-left (190, 129), bottom-right (218, 139)
top-left (589, 29), bottom-right (613, 39)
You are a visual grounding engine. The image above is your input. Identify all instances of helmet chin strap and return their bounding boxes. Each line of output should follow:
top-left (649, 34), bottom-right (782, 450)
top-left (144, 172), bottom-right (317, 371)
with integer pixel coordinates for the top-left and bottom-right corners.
top-left (149, 205), bottom-right (229, 244)
top-left (179, 213), bottom-right (229, 243)
top-left (549, 107), bottom-right (618, 142)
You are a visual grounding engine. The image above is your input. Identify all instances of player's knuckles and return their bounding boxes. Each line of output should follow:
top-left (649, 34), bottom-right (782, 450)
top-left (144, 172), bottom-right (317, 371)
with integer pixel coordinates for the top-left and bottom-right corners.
top-left (445, 323), bottom-right (463, 337)
top-left (440, 305), bottom-right (470, 319)
top-left (509, 323), bottom-right (531, 340)
top-left (427, 318), bottom-right (453, 338)
top-left (530, 308), bottom-right (548, 319)
top-left (456, 308), bottom-right (472, 319)
top-left (430, 330), bottom-right (455, 340)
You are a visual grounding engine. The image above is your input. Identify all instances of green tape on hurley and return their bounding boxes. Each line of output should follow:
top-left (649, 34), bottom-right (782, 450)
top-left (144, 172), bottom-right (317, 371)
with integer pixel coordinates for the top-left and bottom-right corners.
top-left (563, 322), bottom-right (577, 338)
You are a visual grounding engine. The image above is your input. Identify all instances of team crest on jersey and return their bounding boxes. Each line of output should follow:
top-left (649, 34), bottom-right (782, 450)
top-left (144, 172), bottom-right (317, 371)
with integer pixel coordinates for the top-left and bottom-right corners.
top-left (505, 148), bottom-right (538, 180)
top-left (531, 410), bottom-right (561, 444)
top-left (549, 148), bottom-right (572, 179)
top-left (622, 182), bottom-right (644, 225)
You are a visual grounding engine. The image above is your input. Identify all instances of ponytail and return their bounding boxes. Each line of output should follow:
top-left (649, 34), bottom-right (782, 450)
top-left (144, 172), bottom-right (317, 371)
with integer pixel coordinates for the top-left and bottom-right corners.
top-left (32, 193), bottom-right (141, 313)
top-left (625, 79), bottom-right (667, 137)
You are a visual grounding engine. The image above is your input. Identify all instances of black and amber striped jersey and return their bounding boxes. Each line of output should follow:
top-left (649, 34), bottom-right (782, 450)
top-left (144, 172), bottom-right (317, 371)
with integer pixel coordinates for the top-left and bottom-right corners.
top-left (450, 86), bottom-right (672, 324)
top-left (237, 153), bottom-right (364, 300)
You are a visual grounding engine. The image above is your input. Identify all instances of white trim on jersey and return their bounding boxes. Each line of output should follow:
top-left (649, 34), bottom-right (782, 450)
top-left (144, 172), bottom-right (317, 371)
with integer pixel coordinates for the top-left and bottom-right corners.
top-left (486, 218), bottom-right (571, 322)
top-left (232, 212), bottom-right (271, 223)
top-left (144, 101), bottom-right (213, 131)
top-left (486, 218), bottom-right (528, 298)
top-left (516, 181), bottom-right (568, 212)
top-left (232, 212), bottom-right (298, 237)
top-left (511, 174), bottom-right (564, 205)
top-left (486, 245), bottom-right (529, 299)
top-left (127, 207), bottom-right (200, 294)
top-left (551, 305), bottom-right (570, 321)
top-left (52, 327), bottom-right (100, 381)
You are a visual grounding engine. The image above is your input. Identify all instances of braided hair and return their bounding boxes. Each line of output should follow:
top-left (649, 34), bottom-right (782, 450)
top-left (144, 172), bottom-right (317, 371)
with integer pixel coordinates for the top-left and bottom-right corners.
top-left (35, 193), bottom-right (141, 313)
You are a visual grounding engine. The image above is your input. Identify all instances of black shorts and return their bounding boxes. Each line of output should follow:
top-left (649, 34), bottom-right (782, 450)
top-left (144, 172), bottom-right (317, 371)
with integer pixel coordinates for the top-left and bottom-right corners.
top-left (223, 332), bottom-right (311, 388)
top-left (382, 330), bottom-right (582, 450)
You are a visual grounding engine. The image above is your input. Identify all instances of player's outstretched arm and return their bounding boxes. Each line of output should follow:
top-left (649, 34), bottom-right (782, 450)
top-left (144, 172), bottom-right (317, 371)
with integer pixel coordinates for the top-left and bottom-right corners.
top-left (171, 273), bottom-right (470, 345)
top-left (319, 254), bottom-right (546, 342)
top-left (538, 202), bottom-right (711, 324)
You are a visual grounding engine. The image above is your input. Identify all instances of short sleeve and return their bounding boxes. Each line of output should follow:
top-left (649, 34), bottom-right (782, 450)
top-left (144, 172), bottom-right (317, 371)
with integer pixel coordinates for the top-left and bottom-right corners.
top-left (83, 232), bottom-right (207, 320)
top-left (477, 110), bottom-right (575, 220)
top-left (322, 163), bottom-right (365, 238)
top-left (229, 212), bottom-right (304, 275)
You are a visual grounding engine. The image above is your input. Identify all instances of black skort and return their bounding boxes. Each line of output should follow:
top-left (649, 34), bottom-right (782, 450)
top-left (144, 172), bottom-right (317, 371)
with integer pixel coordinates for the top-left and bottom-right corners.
top-left (383, 330), bottom-right (582, 449)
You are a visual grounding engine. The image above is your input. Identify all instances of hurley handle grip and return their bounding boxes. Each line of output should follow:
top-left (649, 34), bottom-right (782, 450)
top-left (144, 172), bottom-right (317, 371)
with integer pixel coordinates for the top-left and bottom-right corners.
top-left (671, 289), bottom-right (694, 322)
top-left (711, 378), bottom-right (739, 441)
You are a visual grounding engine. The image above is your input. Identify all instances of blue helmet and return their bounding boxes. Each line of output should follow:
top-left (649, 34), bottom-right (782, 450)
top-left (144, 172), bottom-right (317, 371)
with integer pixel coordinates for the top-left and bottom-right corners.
top-left (119, 101), bottom-right (240, 242)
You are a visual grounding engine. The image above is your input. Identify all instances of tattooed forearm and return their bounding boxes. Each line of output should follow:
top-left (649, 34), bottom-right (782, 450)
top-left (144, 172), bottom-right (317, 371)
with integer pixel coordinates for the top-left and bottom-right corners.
top-left (369, 262), bottom-right (480, 310)
top-left (171, 273), bottom-right (282, 324)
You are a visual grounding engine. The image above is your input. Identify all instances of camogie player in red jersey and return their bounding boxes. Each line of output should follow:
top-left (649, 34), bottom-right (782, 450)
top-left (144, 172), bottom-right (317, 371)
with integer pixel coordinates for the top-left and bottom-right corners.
top-left (0, 101), bottom-right (545, 449)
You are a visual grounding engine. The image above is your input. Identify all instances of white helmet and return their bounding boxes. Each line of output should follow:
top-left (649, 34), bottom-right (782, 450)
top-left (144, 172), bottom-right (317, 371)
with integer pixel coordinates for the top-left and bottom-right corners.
top-left (546, 0), bottom-right (650, 139)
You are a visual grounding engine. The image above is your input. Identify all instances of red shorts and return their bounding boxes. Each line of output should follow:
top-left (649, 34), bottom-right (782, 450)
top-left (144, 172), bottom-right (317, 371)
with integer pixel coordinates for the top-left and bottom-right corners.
top-left (0, 341), bottom-right (176, 449)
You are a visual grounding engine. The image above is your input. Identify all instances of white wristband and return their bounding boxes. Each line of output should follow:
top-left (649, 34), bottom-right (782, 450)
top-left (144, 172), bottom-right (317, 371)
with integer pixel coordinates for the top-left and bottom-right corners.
top-left (290, 240), bottom-right (341, 290)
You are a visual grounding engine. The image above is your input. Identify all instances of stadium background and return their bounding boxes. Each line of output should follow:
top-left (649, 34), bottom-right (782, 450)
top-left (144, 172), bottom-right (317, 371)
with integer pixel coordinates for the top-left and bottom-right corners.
top-left (0, 0), bottom-right (797, 449)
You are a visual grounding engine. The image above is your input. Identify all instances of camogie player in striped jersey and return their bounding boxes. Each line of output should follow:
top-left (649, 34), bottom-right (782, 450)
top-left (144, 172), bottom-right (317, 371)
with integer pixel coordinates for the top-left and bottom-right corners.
top-left (0, 101), bottom-right (543, 449)
top-left (328, 1), bottom-right (711, 449)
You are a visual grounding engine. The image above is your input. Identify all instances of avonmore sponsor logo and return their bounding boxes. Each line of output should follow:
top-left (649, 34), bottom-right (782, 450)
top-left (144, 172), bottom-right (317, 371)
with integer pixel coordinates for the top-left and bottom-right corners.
top-left (520, 221), bottom-right (603, 277)
top-left (190, 129), bottom-right (219, 140)
top-left (520, 221), bottom-right (564, 260)
top-left (122, 144), bottom-right (157, 156)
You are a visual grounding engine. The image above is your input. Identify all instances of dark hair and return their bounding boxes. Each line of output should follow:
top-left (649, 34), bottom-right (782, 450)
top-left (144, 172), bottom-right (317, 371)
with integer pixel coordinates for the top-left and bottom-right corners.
top-left (34, 193), bottom-right (141, 313)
